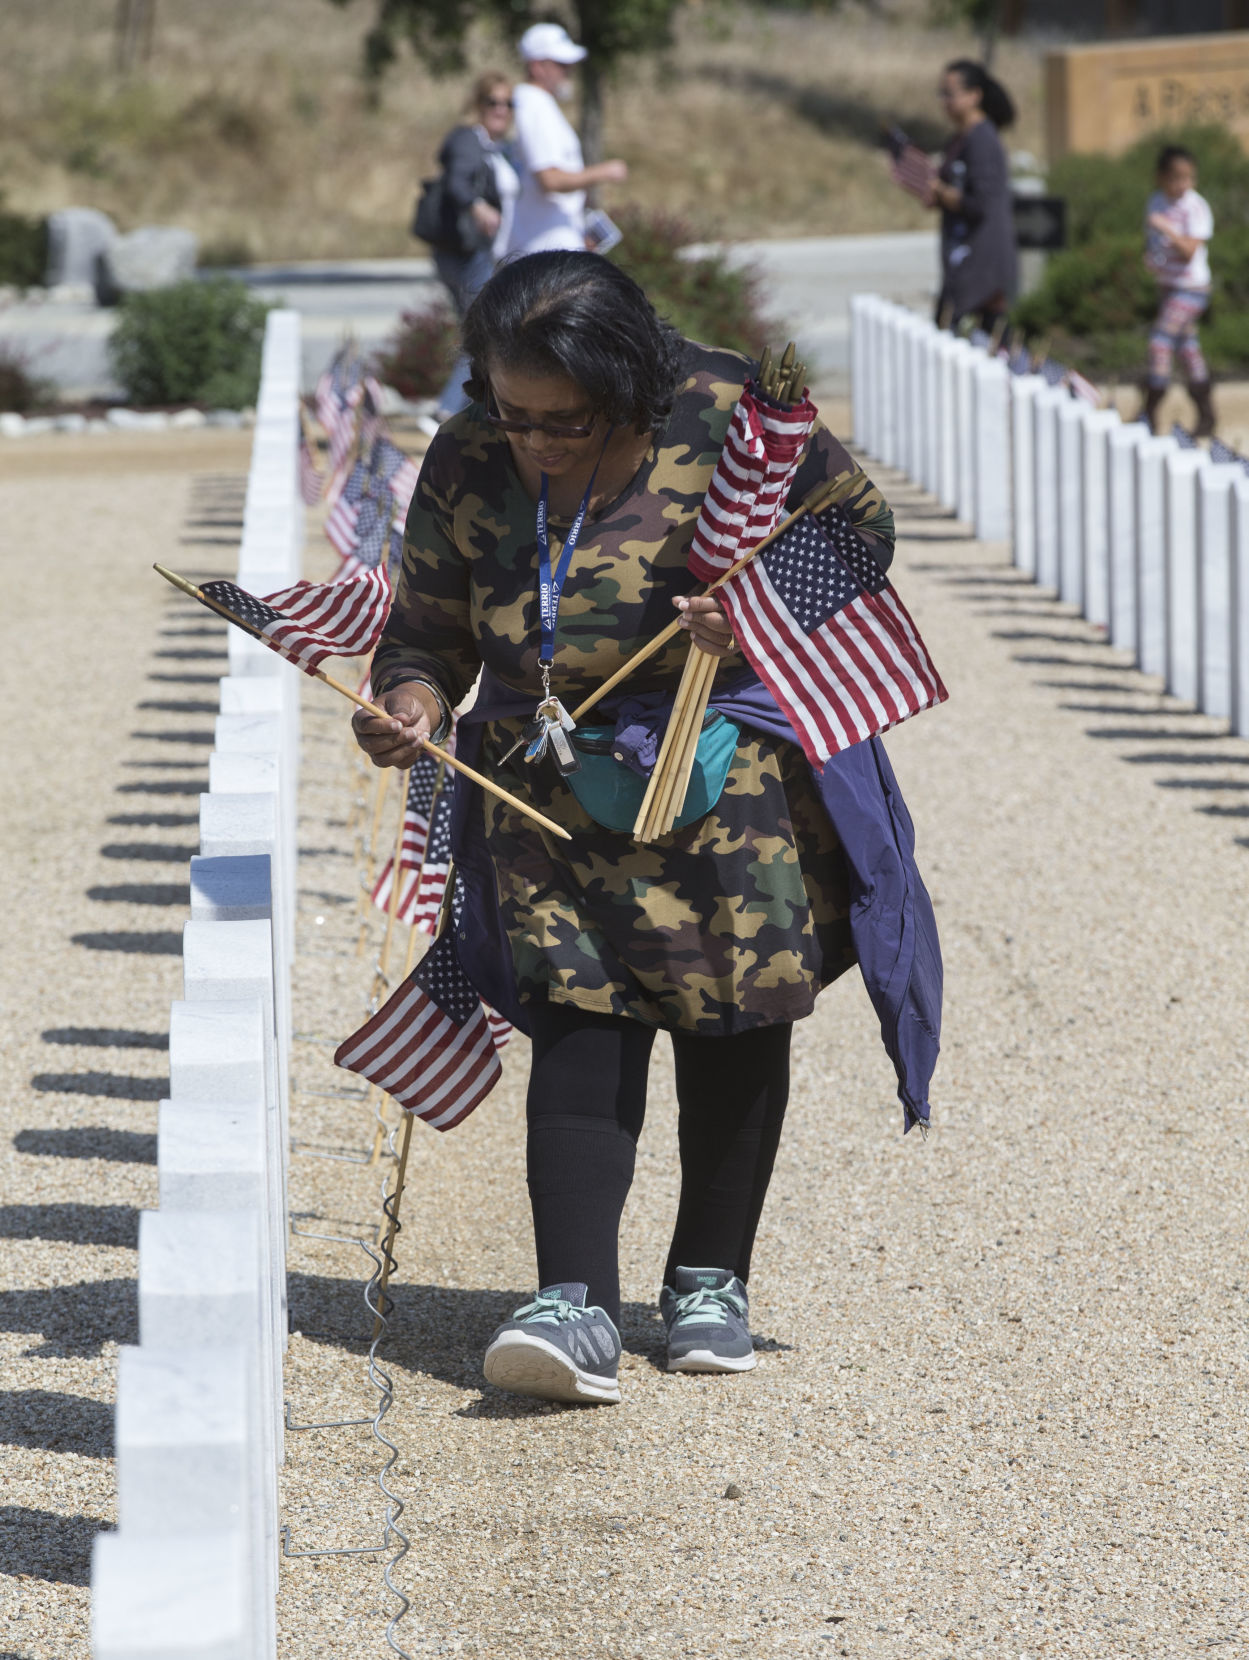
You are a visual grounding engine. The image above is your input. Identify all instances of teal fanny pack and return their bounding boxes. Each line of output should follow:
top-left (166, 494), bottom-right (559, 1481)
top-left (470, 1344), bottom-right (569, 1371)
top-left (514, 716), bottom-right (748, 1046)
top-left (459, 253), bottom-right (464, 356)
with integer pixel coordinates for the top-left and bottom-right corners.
top-left (566, 709), bottom-right (740, 834)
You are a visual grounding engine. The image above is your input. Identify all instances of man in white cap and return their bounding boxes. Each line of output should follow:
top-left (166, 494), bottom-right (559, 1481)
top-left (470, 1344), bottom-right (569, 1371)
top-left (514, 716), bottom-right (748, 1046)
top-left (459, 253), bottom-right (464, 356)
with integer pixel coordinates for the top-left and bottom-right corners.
top-left (507, 22), bottom-right (628, 256)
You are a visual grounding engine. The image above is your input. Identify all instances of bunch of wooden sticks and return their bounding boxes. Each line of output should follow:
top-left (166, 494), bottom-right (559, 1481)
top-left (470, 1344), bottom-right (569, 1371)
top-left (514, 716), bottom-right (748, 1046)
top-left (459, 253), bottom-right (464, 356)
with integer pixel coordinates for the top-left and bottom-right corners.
top-left (631, 342), bottom-right (808, 842)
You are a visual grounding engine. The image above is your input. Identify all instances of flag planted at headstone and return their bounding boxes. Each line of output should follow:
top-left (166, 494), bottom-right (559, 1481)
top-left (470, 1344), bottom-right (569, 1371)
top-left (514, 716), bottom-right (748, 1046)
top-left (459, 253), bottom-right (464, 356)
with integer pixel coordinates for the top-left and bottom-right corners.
top-left (716, 502), bottom-right (947, 768)
top-left (371, 752), bottom-right (442, 921)
top-left (299, 430), bottom-right (325, 505)
top-left (1170, 421), bottom-right (1198, 450)
top-left (198, 572), bottom-right (391, 674)
top-left (1067, 369), bottom-right (1101, 407)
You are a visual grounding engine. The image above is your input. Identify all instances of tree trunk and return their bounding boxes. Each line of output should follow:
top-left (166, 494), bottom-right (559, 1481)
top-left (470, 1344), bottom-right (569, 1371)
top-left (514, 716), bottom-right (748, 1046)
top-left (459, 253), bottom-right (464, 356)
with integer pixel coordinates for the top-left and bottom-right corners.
top-left (978, 0), bottom-right (1002, 67)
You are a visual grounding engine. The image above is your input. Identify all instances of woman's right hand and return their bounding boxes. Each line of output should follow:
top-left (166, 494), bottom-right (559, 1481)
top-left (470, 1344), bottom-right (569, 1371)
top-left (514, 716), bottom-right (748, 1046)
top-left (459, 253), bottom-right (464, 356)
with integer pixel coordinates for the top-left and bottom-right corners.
top-left (351, 683), bottom-right (441, 768)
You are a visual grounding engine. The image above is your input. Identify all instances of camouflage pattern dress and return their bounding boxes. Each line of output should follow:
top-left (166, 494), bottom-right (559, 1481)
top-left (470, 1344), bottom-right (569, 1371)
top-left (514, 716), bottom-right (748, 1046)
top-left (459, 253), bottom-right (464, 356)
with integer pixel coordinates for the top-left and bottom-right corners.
top-left (371, 344), bottom-right (896, 1036)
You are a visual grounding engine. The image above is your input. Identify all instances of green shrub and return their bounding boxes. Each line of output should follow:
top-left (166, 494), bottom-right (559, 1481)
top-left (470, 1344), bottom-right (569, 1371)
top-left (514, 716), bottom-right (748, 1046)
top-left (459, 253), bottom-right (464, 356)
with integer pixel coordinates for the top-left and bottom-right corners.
top-left (108, 277), bottom-right (271, 407)
top-left (0, 345), bottom-right (50, 412)
top-left (1019, 124), bottom-right (1249, 376)
top-left (0, 198), bottom-right (47, 288)
top-left (373, 304), bottom-right (459, 401)
top-left (610, 207), bottom-right (775, 358)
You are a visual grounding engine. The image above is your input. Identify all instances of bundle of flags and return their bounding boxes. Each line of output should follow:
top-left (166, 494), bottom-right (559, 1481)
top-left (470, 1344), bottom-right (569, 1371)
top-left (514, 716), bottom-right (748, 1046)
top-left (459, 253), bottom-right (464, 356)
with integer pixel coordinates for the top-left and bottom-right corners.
top-left (687, 382), bottom-right (814, 583)
top-left (687, 366), bottom-right (946, 769)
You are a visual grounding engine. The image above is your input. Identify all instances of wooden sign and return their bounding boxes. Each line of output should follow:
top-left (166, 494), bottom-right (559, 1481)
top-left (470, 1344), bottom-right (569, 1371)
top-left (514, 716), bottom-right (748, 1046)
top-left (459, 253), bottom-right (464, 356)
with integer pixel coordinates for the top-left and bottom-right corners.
top-left (1046, 32), bottom-right (1249, 160)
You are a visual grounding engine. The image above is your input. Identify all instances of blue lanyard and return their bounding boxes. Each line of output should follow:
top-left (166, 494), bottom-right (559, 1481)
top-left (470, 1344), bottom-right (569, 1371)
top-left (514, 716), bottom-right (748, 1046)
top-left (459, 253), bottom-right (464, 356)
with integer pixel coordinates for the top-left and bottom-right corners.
top-left (536, 440), bottom-right (609, 669)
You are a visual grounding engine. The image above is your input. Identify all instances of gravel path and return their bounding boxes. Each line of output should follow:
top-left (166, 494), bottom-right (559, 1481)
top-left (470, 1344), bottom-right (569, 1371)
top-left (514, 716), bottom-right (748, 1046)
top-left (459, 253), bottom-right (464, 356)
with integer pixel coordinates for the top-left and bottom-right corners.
top-left (0, 430), bottom-right (251, 1653)
top-left (2, 430), bottom-right (1246, 1657)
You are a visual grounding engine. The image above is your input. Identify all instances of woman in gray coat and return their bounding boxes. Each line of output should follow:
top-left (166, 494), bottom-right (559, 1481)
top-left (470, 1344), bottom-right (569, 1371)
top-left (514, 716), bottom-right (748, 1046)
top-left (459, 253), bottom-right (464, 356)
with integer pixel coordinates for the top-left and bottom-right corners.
top-left (928, 60), bottom-right (1017, 333)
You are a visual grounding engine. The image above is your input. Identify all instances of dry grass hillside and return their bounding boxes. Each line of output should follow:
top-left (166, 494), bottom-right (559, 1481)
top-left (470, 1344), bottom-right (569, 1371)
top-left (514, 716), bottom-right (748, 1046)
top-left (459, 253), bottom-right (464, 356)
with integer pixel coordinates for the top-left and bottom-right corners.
top-left (0, 0), bottom-right (1044, 262)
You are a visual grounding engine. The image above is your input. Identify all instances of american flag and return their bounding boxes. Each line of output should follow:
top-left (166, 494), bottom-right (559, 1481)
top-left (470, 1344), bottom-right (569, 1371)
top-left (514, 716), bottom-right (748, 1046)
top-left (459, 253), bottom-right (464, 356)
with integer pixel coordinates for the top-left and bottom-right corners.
top-left (1038, 358), bottom-right (1067, 388)
top-left (688, 379), bottom-right (815, 583)
top-left (885, 127), bottom-right (936, 202)
top-left (371, 752), bottom-right (442, 922)
top-left (717, 504), bottom-right (947, 767)
top-left (199, 571), bottom-right (391, 674)
top-left (333, 899), bottom-right (503, 1131)
top-left (1170, 421), bottom-right (1197, 450)
top-left (1067, 369), bottom-right (1101, 407)
top-left (1210, 437), bottom-right (1249, 471)
top-left (370, 436), bottom-right (420, 526)
top-left (299, 430), bottom-right (325, 505)
top-left (408, 766), bottom-right (454, 933)
top-left (325, 461), bottom-right (369, 558)
top-left (1005, 342), bottom-right (1033, 376)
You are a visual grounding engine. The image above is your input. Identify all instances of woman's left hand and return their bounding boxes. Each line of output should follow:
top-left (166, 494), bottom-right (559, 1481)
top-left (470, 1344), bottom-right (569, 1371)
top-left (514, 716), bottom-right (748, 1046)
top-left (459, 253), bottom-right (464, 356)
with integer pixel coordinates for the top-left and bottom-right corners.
top-left (675, 594), bottom-right (737, 658)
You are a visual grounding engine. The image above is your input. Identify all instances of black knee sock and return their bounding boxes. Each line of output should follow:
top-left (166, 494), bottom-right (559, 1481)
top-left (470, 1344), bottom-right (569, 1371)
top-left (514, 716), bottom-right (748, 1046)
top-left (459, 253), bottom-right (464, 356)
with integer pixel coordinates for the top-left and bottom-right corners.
top-left (664, 1023), bottom-right (792, 1290)
top-left (525, 1004), bottom-right (655, 1328)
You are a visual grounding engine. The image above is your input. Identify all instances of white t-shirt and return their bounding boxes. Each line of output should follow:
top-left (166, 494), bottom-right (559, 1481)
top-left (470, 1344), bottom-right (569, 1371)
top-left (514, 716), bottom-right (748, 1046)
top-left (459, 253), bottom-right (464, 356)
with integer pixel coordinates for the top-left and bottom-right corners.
top-left (1145, 187), bottom-right (1213, 290)
top-left (507, 81), bottom-right (586, 254)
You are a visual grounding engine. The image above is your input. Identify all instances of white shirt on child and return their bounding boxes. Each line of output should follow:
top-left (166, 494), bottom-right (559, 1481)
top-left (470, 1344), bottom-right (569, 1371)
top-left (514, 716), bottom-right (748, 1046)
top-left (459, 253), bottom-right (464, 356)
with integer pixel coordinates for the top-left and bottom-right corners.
top-left (1145, 187), bottom-right (1213, 290)
top-left (507, 82), bottom-right (586, 254)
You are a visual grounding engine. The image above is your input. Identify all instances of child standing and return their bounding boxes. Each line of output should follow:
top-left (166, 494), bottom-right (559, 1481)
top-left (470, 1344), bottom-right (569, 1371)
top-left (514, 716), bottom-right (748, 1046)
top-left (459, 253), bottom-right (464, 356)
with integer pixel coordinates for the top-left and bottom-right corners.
top-left (1143, 145), bottom-right (1215, 437)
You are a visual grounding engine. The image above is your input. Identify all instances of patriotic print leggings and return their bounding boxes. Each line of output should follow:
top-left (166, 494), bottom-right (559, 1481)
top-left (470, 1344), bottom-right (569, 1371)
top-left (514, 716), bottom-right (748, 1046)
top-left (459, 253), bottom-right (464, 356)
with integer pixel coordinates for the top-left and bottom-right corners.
top-left (1148, 288), bottom-right (1209, 388)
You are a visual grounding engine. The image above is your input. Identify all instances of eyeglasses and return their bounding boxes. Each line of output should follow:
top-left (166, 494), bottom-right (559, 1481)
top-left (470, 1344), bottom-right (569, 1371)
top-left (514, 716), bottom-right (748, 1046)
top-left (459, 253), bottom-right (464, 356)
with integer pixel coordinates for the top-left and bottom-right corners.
top-left (484, 384), bottom-right (596, 440)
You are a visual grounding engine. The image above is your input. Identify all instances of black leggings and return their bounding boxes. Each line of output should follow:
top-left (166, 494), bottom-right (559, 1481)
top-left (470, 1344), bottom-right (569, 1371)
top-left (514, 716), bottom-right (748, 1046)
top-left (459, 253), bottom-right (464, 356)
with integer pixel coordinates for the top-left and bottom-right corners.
top-left (525, 1003), bottom-right (792, 1328)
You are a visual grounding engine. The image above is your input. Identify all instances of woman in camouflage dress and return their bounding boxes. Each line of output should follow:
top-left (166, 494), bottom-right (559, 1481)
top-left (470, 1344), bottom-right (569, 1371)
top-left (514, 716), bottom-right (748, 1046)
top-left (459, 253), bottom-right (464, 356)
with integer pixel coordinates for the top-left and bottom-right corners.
top-left (353, 253), bottom-right (938, 1406)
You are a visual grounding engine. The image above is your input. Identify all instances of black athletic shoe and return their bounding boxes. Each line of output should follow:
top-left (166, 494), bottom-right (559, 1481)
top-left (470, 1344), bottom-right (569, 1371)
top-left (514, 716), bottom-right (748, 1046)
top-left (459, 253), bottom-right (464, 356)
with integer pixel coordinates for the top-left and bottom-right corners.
top-left (660, 1266), bottom-right (757, 1374)
top-left (483, 1282), bottom-right (622, 1404)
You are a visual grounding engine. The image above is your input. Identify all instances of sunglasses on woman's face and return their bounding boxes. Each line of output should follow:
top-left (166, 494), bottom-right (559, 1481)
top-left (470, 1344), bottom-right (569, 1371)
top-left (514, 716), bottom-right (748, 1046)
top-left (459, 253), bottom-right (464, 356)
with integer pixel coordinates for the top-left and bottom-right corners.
top-left (484, 98), bottom-right (513, 110)
top-left (484, 385), bottom-right (596, 440)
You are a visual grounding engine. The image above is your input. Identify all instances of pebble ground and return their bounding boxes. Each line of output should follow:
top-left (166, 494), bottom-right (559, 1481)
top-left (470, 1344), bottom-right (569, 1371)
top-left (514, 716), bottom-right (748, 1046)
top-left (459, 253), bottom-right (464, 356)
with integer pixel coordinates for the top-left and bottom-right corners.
top-left (2, 416), bottom-right (1246, 1659)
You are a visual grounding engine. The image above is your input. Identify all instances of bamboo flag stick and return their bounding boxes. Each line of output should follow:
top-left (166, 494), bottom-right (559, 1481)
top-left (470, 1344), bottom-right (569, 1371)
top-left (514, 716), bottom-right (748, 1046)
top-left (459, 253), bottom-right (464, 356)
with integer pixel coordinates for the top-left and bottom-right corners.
top-left (153, 564), bottom-right (571, 842)
top-left (632, 640), bottom-right (710, 838)
top-left (567, 475), bottom-right (848, 730)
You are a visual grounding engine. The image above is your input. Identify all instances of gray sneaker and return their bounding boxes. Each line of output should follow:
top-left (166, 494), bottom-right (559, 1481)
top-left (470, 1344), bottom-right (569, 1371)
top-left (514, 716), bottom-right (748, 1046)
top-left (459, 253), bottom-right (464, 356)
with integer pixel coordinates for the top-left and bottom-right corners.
top-left (483, 1283), bottom-right (621, 1404)
top-left (660, 1267), bottom-right (757, 1374)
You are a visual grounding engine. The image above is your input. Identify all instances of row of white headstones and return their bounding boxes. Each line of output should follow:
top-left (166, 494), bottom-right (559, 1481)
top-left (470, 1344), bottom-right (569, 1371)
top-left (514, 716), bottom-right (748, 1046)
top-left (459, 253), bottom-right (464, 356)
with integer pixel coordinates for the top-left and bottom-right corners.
top-left (91, 309), bottom-right (304, 1659)
top-left (850, 294), bottom-right (1249, 734)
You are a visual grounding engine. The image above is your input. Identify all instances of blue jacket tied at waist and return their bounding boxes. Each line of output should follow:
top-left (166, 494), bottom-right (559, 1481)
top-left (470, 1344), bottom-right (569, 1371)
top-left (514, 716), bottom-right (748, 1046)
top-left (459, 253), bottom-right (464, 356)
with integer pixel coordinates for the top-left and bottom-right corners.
top-left (449, 669), bottom-right (942, 1135)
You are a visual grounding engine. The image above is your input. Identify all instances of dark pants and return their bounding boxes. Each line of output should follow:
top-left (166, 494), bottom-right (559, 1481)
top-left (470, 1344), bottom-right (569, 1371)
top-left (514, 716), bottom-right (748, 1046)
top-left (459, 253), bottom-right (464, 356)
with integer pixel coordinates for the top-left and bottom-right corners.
top-left (525, 1003), bottom-right (792, 1328)
top-left (433, 245), bottom-right (494, 417)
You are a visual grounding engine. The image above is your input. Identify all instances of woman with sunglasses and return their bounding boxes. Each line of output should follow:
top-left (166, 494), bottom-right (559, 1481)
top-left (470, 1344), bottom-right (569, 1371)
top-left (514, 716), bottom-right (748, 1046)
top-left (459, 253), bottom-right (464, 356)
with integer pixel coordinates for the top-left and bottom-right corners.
top-left (352, 252), bottom-right (939, 1406)
top-left (422, 71), bottom-right (521, 430)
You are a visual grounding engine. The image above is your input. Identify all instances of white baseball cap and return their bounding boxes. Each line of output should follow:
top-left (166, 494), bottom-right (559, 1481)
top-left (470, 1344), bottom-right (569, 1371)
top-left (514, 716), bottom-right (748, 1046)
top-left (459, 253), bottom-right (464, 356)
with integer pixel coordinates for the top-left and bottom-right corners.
top-left (519, 22), bottom-right (587, 64)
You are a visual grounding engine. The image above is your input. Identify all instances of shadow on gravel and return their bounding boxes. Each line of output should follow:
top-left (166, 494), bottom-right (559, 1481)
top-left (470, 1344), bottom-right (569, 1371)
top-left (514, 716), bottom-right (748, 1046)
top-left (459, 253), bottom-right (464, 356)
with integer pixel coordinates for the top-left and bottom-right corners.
top-left (0, 1279), bottom-right (137, 1356)
top-left (147, 671), bottom-right (221, 684)
top-left (914, 553), bottom-right (1249, 848)
top-left (0, 1390), bottom-right (114, 1458)
top-left (100, 842), bottom-right (197, 862)
top-left (30, 1072), bottom-right (167, 1099)
top-left (93, 875), bottom-right (189, 907)
top-left (115, 779), bottom-right (204, 796)
top-left (107, 812), bottom-right (198, 828)
top-left (71, 930), bottom-right (182, 953)
top-left (152, 647), bottom-right (226, 660)
top-left (0, 1507), bottom-right (108, 1585)
top-left (86, 883), bottom-right (190, 907)
top-left (0, 1204), bottom-right (139, 1247)
top-left (42, 1027), bottom-right (168, 1049)
top-left (130, 728), bottom-right (215, 745)
top-left (137, 698), bottom-right (219, 714)
top-left (14, 1128), bottom-right (157, 1164)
